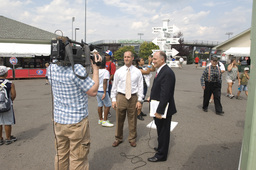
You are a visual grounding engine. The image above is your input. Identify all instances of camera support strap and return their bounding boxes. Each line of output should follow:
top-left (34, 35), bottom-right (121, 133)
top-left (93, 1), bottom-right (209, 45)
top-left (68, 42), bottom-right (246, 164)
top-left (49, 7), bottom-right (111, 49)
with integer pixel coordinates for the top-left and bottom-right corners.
top-left (65, 44), bottom-right (90, 80)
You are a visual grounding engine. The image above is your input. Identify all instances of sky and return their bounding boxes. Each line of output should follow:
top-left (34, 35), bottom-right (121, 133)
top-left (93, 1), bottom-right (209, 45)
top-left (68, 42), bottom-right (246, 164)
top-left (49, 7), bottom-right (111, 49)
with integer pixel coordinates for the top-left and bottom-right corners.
top-left (0, 0), bottom-right (253, 44)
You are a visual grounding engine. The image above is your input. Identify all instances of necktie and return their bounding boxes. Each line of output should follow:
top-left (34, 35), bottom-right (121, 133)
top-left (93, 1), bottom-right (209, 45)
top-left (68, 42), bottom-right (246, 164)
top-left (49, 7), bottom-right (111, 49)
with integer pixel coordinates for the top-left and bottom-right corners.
top-left (155, 72), bottom-right (158, 78)
top-left (125, 68), bottom-right (131, 100)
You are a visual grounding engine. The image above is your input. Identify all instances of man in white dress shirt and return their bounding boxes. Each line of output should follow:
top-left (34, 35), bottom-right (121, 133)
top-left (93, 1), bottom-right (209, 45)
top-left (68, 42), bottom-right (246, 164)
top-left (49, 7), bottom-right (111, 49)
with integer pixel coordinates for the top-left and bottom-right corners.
top-left (111, 51), bottom-right (144, 147)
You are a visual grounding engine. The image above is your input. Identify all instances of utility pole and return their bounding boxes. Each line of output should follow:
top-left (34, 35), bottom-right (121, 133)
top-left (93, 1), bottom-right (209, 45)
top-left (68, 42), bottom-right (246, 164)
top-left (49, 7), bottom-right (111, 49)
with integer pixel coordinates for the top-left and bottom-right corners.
top-left (72, 17), bottom-right (75, 40)
top-left (84, 0), bottom-right (87, 42)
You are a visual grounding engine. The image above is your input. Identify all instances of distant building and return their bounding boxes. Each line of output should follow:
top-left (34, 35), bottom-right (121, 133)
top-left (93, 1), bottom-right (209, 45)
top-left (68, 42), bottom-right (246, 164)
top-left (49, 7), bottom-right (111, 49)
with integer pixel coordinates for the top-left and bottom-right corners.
top-left (213, 28), bottom-right (251, 63)
top-left (0, 15), bottom-right (56, 78)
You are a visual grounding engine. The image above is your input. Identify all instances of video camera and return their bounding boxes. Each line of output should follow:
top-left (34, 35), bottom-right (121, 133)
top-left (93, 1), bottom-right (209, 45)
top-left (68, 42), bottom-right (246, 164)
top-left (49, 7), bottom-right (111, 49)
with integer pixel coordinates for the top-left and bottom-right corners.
top-left (50, 35), bottom-right (101, 79)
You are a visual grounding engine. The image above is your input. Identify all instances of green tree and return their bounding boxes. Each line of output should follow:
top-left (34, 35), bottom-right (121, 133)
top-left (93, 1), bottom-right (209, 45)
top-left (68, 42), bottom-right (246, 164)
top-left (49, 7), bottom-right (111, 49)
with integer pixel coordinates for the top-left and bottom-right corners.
top-left (139, 42), bottom-right (159, 59)
top-left (113, 46), bottom-right (136, 60)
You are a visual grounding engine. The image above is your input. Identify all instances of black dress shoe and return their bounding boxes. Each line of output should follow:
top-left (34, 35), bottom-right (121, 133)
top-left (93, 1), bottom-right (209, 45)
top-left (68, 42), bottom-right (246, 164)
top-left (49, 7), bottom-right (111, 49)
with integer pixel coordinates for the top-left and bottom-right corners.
top-left (216, 111), bottom-right (224, 116)
top-left (202, 108), bottom-right (208, 112)
top-left (137, 114), bottom-right (144, 121)
top-left (148, 156), bottom-right (166, 162)
top-left (154, 147), bottom-right (158, 151)
top-left (140, 112), bottom-right (147, 116)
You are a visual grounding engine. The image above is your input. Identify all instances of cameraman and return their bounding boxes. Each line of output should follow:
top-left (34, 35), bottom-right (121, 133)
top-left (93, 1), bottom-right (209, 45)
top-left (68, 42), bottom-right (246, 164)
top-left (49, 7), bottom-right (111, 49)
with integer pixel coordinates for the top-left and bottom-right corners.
top-left (47, 38), bottom-right (101, 170)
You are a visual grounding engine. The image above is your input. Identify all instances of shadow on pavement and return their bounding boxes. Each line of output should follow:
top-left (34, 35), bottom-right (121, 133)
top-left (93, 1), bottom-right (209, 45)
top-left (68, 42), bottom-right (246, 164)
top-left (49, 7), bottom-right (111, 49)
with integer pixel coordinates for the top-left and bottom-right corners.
top-left (181, 142), bottom-right (241, 170)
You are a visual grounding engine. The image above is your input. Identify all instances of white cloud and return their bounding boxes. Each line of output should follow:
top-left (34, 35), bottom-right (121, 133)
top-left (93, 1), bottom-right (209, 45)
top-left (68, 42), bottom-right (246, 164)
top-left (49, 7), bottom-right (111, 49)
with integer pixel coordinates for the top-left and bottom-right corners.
top-left (203, 2), bottom-right (215, 7)
top-left (131, 21), bottom-right (149, 30)
top-left (203, 1), bottom-right (227, 7)
top-left (0, 0), bottom-right (252, 43)
top-left (152, 15), bottom-right (160, 21)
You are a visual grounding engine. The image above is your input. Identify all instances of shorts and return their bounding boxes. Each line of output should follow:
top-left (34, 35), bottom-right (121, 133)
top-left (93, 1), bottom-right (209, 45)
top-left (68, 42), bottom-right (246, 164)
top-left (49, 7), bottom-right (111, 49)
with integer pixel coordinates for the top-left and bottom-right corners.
top-left (96, 92), bottom-right (111, 107)
top-left (226, 79), bottom-right (235, 84)
top-left (0, 105), bottom-right (15, 125)
top-left (238, 85), bottom-right (248, 91)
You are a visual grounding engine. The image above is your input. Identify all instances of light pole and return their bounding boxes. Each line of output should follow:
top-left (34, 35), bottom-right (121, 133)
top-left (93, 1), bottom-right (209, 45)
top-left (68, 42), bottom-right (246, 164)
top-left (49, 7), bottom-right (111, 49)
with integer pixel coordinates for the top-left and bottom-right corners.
top-left (72, 17), bottom-right (75, 40)
top-left (138, 33), bottom-right (144, 40)
top-left (225, 32), bottom-right (233, 39)
top-left (75, 28), bottom-right (79, 41)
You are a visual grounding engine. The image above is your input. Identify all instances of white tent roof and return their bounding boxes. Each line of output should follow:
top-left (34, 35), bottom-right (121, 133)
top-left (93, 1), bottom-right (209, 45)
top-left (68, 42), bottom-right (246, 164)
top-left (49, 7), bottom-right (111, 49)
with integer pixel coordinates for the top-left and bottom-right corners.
top-left (0, 43), bottom-right (51, 57)
top-left (224, 47), bottom-right (250, 56)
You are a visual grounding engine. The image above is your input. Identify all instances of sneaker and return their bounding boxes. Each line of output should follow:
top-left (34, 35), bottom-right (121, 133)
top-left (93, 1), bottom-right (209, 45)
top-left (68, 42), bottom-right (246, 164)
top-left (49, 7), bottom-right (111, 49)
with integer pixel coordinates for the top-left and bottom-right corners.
top-left (226, 94), bottom-right (230, 97)
top-left (229, 94), bottom-right (234, 99)
top-left (236, 96), bottom-right (242, 100)
top-left (108, 112), bottom-right (112, 118)
top-left (10, 136), bottom-right (17, 142)
top-left (0, 138), bottom-right (4, 145)
top-left (102, 120), bottom-right (114, 127)
top-left (5, 139), bottom-right (12, 145)
top-left (98, 120), bottom-right (103, 125)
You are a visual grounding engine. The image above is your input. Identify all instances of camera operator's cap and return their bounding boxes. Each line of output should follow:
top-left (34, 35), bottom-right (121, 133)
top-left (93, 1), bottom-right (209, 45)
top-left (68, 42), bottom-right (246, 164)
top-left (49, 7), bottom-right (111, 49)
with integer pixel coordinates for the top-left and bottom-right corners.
top-left (244, 67), bottom-right (249, 71)
top-left (105, 50), bottom-right (113, 57)
top-left (212, 57), bottom-right (218, 61)
top-left (0, 66), bottom-right (11, 76)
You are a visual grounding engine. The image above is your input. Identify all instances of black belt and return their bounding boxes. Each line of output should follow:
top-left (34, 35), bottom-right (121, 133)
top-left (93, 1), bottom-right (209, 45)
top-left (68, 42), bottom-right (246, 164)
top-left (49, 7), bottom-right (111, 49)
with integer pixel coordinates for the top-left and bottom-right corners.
top-left (118, 92), bottom-right (137, 96)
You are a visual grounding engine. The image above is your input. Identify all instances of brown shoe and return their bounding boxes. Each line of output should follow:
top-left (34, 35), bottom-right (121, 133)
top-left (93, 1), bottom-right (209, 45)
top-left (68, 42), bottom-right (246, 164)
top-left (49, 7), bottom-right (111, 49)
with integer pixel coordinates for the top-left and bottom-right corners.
top-left (112, 140), bottom-right (122, 147)
top-left (130, 141), bottom-right (136, 147)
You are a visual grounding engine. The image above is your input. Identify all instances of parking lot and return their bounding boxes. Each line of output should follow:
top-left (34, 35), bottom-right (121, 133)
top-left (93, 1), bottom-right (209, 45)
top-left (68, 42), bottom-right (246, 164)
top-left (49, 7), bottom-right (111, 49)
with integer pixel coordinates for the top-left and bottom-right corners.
top-left (0, 64), bottom-right (247, 170)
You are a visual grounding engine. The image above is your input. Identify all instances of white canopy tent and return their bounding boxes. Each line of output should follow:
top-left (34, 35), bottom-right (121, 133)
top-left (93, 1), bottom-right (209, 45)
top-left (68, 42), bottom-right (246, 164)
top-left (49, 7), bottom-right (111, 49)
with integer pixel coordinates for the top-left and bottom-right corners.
top-left (224, 47), bottom-right (250, 56)
top-left (0, 43), bottom-right (51, 57)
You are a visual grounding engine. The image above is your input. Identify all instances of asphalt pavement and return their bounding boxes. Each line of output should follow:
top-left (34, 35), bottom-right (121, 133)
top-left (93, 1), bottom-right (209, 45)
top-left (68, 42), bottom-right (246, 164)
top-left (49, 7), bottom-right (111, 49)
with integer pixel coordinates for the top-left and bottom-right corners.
top-left (0, 64), bottom-right (247, 170)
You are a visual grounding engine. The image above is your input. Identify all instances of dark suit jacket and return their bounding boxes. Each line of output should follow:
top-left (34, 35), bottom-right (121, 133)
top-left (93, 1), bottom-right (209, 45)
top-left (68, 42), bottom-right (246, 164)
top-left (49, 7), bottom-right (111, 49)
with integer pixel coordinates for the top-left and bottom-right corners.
top-left (150, 64), bottom-right (177, 117)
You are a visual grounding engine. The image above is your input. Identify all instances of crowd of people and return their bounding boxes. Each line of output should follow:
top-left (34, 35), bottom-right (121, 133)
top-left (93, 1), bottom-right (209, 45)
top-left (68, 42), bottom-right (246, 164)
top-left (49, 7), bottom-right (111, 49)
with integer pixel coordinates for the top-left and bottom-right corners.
top-left (200, 56), bottom-right (250, 116)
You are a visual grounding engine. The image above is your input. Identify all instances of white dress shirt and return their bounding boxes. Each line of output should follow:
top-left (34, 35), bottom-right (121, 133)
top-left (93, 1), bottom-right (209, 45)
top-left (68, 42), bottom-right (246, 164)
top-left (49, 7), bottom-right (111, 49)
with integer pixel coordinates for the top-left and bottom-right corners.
top-left (156, 63), bottom-right (167, 75)
top-left (111, 65), bottom-right (144, 102)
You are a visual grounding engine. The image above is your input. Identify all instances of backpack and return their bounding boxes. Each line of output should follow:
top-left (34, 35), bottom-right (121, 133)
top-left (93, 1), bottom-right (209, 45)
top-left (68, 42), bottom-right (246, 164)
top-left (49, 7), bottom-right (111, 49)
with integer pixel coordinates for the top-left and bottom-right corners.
top-left (0, 80), bottom-right (11, 113)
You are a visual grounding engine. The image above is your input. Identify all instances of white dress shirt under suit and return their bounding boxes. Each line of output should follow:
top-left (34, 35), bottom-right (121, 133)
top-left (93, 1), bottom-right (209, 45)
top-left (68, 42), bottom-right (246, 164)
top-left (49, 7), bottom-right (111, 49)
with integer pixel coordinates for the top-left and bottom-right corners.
top-left (111, 65), bottom-right (144, 102)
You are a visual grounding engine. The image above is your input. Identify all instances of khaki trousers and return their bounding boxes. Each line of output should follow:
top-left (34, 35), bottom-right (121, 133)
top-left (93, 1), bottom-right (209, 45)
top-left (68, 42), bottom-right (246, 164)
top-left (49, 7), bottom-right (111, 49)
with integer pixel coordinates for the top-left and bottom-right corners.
top-left (54, 117), bottom-right (90, 170)
top-left (115, 93), bottom-right (138, 143)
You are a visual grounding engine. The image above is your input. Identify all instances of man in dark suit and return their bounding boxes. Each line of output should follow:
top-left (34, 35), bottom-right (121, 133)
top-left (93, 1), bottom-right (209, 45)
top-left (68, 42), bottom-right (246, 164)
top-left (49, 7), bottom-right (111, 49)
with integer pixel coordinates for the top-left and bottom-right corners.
top-left (148, 51), bottom-right (177, 162)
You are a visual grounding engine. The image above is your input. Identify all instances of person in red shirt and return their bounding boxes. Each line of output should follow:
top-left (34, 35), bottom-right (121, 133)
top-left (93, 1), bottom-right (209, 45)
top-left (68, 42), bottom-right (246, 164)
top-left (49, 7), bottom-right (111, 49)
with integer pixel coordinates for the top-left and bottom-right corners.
top-left (105, 50), bottom-right (116, 118)
top-left (105, 50), bottom-right (116, 96)
top-left (194, 56), bottom-right (199, 68)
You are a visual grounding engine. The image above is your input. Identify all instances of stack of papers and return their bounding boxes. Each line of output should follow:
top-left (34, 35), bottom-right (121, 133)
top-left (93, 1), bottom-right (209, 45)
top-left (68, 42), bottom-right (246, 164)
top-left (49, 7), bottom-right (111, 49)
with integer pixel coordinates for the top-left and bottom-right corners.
top-left (150, 100), bottom-right (169, 119)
